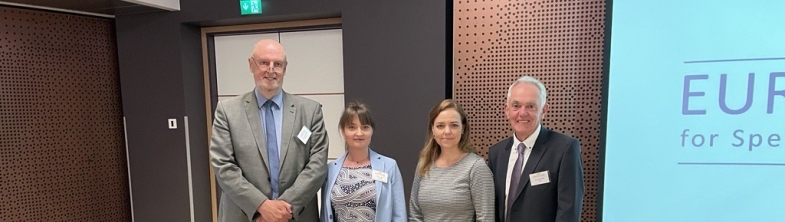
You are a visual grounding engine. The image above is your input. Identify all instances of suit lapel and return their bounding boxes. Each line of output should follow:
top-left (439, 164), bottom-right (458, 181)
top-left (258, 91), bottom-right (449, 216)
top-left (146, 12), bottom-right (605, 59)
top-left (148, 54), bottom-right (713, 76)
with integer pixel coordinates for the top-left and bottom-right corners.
top-left (278, 92), bottom-right (297, 167)
top-left (498, 138), bottom-right (513, 186)
top-left (497, 138), bottom-right (514, 218)
top-left (512, 127), bottom-right (551, 201)
top-left (326, 153), bottom-right (347, 200)
top-left (369, 149), bottom-right (384, 205)
top-left (244, 92), bottom-right (269, 169)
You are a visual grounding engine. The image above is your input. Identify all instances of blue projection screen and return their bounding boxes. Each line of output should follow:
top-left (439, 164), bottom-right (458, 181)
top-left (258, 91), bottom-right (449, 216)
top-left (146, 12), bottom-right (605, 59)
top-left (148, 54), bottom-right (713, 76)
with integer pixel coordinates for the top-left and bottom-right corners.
top-left (602, 1), bottom-right (785, 221)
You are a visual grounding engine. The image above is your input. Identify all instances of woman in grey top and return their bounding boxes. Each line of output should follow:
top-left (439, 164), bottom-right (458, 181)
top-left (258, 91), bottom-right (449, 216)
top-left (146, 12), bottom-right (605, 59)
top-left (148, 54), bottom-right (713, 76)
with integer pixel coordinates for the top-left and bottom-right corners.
top-left (409, 99), bottom-right (495, 222)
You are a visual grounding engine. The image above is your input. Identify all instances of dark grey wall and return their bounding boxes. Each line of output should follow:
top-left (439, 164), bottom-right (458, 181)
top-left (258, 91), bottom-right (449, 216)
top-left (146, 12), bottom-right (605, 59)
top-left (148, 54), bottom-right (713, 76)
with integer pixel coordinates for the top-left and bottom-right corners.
top-left (116, 0), bottom-right (446, 220)
top-left (117, 12), bottom-right (190, 222)
top-left (341, 0), bottom-right (447, 201)
top-left (181, 23), bottom-right (213, 221)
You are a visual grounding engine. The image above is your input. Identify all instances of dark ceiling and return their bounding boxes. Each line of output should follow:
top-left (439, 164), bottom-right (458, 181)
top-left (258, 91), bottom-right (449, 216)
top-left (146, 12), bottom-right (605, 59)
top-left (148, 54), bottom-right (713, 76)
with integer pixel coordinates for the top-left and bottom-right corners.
top-left (0, 0), bottom-right (170, 17)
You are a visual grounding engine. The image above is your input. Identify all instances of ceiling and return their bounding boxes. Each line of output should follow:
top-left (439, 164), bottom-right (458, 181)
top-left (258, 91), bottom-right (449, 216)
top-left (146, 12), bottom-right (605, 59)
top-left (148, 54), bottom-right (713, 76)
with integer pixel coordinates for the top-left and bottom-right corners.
top-left (0, 0), bottom-right (171, 18)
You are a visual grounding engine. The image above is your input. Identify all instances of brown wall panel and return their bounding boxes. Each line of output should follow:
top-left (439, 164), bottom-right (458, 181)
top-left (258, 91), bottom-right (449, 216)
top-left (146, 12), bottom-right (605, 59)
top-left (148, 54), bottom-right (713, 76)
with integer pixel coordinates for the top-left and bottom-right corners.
top-left (454, 0), bottom-right (605, 221)
top-left (0, 6), bottom-right (130, 221)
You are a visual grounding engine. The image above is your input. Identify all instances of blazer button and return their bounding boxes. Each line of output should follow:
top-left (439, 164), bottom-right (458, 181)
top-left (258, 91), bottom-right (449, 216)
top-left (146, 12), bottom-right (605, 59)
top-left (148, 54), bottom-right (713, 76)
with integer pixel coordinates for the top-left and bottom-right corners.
top-left (267, 177), bottom-right (271, 182)
top-left (329, 215), bottom-right (333, 220)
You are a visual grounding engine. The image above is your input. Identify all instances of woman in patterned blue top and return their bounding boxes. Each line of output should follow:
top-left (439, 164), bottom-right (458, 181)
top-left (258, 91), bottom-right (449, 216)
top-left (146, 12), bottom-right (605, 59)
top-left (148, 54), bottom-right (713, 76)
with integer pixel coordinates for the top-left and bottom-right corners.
top-left (321, 102), bottom-right (406, 222)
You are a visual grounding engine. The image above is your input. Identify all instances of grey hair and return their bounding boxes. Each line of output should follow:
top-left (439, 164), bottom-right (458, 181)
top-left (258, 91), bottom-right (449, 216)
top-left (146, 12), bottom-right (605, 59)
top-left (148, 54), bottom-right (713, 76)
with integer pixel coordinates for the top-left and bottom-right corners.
top-left (506, 76), bottom-right (547, 108)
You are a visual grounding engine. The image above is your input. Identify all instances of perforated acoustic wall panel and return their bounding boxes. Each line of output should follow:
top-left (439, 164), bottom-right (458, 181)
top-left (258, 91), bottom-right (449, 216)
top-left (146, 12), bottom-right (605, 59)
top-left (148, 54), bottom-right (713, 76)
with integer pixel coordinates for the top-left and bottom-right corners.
top-left (0, 6), bottom-right (130, 221)
top-left (454, 0), bottom-right (604, 221)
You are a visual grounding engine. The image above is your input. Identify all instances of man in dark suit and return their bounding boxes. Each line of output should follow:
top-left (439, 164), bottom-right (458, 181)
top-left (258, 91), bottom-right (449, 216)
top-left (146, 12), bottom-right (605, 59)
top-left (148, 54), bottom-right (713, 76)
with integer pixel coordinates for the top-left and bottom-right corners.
top-left (210, 39), bottom-right (328, 222)
top-left (488, 76), bottom-right (584, 222)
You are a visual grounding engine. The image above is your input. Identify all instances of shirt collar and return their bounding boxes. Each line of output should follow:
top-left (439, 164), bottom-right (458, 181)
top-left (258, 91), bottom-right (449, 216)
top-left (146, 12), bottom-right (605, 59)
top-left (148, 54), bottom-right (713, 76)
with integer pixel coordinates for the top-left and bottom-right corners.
top-left (512, 124), bottom-right (541, 151)
top-left (254, 89), bottom-right (283, 109)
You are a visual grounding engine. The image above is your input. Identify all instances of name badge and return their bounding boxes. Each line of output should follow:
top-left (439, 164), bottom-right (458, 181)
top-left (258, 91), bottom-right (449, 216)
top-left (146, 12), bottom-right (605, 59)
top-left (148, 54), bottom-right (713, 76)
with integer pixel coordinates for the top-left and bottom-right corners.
top-left (297, 126), bottom-right (312, 144)
top-left (372, 170), bottom-right (388, 183)
top-left (529, 170), bottom-right (550, 186)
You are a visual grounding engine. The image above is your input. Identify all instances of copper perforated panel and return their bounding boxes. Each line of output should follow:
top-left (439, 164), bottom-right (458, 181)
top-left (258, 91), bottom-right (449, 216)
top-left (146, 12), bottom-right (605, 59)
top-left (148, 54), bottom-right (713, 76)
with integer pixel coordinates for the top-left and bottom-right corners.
top-left (454, 0), bottom-right (605, 221)
top-left (0, 6), bottom-right (130, 221)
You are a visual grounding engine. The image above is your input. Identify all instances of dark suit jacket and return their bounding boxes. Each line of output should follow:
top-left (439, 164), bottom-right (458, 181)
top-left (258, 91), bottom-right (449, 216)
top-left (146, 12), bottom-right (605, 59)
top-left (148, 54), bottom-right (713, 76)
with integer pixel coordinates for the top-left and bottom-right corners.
top-left (210, 90), bottom-right (328, 222)
top-left (488, 127), bottom-right (584, 222)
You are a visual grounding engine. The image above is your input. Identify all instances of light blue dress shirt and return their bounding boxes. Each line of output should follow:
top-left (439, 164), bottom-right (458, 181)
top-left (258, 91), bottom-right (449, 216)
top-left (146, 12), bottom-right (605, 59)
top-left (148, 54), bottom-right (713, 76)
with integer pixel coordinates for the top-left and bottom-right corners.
top-left (254, 89), bottom-right (283, 155)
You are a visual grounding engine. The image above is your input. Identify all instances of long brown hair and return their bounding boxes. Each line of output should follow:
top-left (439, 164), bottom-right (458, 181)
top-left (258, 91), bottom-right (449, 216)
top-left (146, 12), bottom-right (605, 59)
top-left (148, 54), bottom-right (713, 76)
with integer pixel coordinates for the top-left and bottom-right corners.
top-left (416, 99), bottom-right (474, 176)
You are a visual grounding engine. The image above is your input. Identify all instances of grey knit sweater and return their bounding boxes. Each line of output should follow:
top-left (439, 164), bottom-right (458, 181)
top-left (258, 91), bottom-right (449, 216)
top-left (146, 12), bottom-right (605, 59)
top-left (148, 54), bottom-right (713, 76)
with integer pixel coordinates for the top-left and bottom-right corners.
top-left (409, 153), bottom-right (495, 222)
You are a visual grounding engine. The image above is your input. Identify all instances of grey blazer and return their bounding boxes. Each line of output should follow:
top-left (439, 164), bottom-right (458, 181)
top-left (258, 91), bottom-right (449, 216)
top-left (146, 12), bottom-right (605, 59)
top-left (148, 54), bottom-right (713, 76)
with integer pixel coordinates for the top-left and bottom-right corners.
top-left (210, 90), bottom-right (328, 222)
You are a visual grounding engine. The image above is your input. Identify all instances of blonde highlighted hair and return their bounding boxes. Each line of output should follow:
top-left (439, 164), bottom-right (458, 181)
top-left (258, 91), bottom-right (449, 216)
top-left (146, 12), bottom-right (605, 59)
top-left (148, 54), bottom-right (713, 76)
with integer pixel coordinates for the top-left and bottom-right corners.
top-left (416, 99), bottom-right (475, 176)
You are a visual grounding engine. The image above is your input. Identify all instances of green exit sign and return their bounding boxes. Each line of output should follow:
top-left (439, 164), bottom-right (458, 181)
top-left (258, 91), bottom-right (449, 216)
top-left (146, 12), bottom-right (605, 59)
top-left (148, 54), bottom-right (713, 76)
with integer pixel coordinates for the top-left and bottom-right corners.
top-left (240, 0), bottom-right (262, 15)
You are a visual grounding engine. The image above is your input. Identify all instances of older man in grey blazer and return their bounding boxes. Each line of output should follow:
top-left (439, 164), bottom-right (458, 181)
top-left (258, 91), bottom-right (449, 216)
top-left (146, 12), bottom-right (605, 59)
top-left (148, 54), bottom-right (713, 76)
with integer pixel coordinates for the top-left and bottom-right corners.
top-left (210, 39), bottom-right (328, 222)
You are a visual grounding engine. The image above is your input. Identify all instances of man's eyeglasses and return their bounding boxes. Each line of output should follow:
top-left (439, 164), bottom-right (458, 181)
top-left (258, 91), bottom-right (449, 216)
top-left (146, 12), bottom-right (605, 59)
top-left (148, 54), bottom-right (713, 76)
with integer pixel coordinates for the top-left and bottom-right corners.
top-left (251, 58), bottom-right (286, 73)
top-left (508, 102), bottom-right (539, 112)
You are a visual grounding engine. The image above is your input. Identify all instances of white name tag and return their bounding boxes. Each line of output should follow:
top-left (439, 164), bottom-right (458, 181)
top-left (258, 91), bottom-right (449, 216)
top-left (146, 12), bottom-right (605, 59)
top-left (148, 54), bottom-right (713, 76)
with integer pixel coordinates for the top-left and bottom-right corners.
top-left (372, 170), bottom-right (388, 183)
top-left (529, 170), bottom-right (550, 186)
top-left (297, 126), bottom-right (312, 144)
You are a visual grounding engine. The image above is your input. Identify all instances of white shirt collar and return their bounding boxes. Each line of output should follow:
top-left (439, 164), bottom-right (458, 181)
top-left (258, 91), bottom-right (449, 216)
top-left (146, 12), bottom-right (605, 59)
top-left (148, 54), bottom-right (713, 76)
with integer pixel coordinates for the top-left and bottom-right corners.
top-left (512, 124), bottom-right (541, 151)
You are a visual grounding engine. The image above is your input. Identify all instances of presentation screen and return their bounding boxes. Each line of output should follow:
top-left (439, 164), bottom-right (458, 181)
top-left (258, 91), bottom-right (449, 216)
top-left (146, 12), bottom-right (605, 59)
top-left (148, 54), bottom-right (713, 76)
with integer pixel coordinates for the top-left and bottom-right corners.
top-left (602, 1), bottom-right (785, 221)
